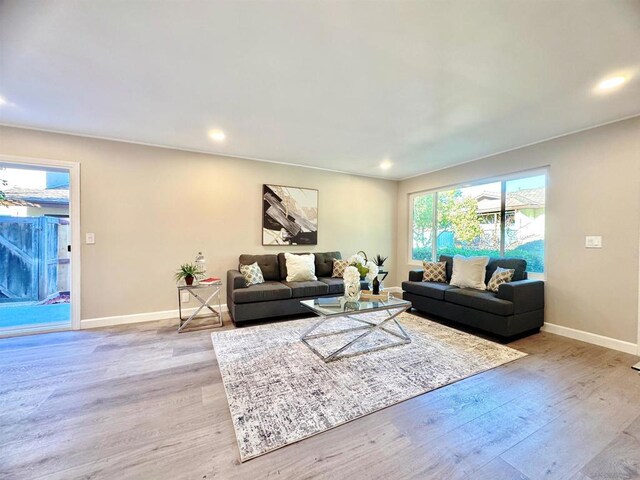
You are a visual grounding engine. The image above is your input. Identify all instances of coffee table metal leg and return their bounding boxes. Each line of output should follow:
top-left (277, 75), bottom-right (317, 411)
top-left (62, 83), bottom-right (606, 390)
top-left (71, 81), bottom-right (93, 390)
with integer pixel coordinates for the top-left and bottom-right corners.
top-left (301, 306), bottom-right (410, 362)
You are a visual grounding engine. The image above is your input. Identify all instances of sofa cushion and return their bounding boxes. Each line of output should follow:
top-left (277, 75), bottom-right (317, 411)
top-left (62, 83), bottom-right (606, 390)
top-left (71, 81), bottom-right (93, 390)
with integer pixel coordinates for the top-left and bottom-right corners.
top-left (485, 257), bottom-right (527, 284)
top-left (439, 255), bottom-right (454, 282)
top-left (444, 288), bottom-right (514, 316)
top-left (282, 280), bottom-right (329, 298)
top-left (487, 267), bottom-right (515, 293)
top-left (232, 281), bottom-right (292, 304)
top-left (402, 281), bottom-right (458, 300)
top-left (315, 251), bottom-right (341, 277)
top-left (422, 261), bottom-right (447, 283)
top-left (278, 252), bottom-right (310, 280)
top-left (239, 262), bottom-right (265, 286)
top-left (332, 259), bottom-right (349, 278)
top-left (450, 255), bottom-right (490, 290)
top-left (238, 254), bottom-right (280, 281)
top-left (318, 277), bottom-right (345, 294)
top-left (284, 253), bottom-right (317, 281)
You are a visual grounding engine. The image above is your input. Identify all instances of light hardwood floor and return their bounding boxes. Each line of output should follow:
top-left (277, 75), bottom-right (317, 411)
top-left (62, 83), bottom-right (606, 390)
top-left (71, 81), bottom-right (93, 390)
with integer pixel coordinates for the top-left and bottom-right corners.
top-left (1, 313), bottom-right (639, 480)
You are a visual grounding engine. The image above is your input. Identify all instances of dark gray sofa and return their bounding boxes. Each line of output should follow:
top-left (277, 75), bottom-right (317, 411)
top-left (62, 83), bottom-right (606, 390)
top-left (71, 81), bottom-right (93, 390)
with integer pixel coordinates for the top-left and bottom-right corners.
top-left (402, 255), bottom-right (544, 340)
top-left (227, 251), bottom-right (367, 324)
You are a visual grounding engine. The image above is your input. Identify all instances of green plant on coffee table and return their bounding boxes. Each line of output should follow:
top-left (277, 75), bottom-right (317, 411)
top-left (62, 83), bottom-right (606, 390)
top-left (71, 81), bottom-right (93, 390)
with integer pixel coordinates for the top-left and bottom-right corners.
top-left (174, 263), bottom-right (204, 285)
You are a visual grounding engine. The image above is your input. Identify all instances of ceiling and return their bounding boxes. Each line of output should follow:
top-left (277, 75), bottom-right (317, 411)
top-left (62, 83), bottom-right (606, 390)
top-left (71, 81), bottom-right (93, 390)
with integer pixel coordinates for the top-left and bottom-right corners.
top-left (1, 0), bottom-right (639, 180)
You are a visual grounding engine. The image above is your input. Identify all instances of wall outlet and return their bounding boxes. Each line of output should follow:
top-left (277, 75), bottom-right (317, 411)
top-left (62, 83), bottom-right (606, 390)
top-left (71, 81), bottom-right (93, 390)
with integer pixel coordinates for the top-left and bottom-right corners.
top-left (85, 233), bottom-right (95, 245)
top-left (180, 291), bottom-right (190, 303)
top-left (585, 236), bottom-right (602, 248)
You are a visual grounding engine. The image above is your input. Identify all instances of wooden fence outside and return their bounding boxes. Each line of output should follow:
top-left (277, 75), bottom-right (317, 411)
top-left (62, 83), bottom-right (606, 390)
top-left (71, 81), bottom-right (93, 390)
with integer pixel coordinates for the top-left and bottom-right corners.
top-left (0, 216), bottom-right (70, 303)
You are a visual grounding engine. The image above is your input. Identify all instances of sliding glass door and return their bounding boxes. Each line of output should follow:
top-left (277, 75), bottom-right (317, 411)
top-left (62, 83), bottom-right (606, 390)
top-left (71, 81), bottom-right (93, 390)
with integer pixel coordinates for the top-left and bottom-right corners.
top-left (0, 162), bottom-right (73, 335)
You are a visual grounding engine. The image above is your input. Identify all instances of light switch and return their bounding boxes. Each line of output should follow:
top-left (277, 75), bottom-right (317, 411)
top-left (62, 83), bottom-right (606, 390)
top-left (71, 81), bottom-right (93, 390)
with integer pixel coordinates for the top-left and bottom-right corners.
top-left (585, 236), bottom-right (602, 248)
top-left (181, 292), bottom-right (190, 303)
top-left (86, 233), bottom-right (95, 245)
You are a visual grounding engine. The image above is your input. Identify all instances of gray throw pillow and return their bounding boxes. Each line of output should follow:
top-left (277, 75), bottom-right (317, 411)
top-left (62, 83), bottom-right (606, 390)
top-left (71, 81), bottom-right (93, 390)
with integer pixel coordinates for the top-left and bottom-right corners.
top-left (240, 262), bottom-right (265, 286)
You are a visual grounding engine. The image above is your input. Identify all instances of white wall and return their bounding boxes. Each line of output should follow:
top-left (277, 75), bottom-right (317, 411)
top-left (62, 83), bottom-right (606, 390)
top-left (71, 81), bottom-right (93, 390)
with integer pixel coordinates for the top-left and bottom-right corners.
top-left (0, 125), bottom-right (398, 320)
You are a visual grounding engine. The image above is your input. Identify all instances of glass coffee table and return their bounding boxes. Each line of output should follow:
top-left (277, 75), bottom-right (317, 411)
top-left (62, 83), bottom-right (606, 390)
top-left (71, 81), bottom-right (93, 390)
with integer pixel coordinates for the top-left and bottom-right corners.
top-left (300, 296), bottom-right (412, 362)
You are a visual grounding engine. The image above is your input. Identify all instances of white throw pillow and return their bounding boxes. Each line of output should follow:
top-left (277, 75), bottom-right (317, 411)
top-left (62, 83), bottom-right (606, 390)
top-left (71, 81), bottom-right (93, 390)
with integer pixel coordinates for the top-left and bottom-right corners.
top-left (449, 255), bottom-right (490, 290)
top-left (285, 253), bottom-right (317, 282)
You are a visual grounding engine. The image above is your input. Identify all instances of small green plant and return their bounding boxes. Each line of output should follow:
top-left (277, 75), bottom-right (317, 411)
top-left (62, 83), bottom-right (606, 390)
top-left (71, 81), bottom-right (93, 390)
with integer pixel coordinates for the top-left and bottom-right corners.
top-left (174, 263), bottom-right (204, 283)
top-left (373, 254), bottom-right (388, 267)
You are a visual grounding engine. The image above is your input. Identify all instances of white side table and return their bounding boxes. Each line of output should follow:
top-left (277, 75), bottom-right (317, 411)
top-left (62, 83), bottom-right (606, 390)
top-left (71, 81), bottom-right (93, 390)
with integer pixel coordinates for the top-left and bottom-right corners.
top-left (177, 281), bottom-right (223, 332)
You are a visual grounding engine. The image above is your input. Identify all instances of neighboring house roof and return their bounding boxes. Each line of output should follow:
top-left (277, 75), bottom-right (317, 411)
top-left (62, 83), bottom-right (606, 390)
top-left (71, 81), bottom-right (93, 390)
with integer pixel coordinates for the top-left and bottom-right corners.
top-left (3, 188), bottom-right (70, 206)
top-left (475, 187), bottom-right (544, 214)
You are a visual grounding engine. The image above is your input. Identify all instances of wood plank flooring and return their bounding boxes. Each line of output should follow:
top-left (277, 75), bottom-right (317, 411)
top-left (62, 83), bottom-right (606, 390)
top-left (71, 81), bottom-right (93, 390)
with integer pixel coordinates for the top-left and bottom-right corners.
top-left (1, 313), bottom-right (639, 480)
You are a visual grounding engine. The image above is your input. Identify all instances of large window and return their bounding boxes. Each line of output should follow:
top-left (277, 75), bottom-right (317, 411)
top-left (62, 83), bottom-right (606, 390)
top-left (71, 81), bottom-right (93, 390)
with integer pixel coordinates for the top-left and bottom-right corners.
top-left (410, 172), bottom-right (546, 273)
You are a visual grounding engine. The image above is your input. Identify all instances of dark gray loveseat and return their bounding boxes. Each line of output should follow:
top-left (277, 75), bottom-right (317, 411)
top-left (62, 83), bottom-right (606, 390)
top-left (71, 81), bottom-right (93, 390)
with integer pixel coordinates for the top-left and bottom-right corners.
top-left (227, 251), bottom-right (367, 324)
top-left (402, 255), bottom-right (544, 340)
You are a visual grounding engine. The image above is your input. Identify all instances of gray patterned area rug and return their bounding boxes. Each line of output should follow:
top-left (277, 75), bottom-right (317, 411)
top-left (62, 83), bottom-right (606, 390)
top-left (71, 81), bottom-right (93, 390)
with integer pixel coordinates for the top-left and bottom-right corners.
top-left (211, 312), bottom-right (526, 462)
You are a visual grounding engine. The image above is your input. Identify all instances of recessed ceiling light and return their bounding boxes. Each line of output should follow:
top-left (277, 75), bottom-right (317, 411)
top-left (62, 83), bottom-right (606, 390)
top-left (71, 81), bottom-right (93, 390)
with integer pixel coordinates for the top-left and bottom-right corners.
top-left (380, 160), bottom-right (393, 170)
top-left (595, 75), bottom-right (628, 92)
top-left (209, 130), bottom-right (226, 142)
top-left (0, 96), bottom-right (7, 106)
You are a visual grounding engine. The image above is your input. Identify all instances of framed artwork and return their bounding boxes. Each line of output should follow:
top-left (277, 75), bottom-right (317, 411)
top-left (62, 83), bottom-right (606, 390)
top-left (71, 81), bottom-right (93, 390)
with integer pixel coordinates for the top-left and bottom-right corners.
top-left (262, 184), bottom-right (318, 245)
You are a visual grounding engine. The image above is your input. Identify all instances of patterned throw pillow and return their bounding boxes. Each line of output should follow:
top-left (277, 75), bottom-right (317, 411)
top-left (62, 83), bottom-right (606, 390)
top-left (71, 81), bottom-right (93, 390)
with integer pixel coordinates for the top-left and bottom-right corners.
top-left (240, 262), bottom-right (265, 286)
top-left (422, 261), bottom-right (447, 283)
top-left (332, 259), bottom-right (349, 278)
top-left (487, 267), bottom-right (515, 293)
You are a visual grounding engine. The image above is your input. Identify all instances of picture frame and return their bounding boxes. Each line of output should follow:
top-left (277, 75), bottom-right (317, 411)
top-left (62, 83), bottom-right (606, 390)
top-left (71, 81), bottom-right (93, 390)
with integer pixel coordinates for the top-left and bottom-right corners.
top-left (262, 184), bottom-right (318, 245)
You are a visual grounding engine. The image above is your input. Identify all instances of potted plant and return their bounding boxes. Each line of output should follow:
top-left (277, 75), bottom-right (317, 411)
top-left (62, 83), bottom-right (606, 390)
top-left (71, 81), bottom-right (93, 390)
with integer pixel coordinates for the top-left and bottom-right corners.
top-left (373, 254), bottom-right (388, 271)
top-left (174, 263), bottom-right (204, 286)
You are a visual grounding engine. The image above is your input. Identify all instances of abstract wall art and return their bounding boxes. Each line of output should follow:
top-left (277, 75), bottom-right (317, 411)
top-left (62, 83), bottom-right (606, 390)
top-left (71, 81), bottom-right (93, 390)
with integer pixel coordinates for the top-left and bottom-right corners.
top-left (262, 184), bottom-right (318, 245)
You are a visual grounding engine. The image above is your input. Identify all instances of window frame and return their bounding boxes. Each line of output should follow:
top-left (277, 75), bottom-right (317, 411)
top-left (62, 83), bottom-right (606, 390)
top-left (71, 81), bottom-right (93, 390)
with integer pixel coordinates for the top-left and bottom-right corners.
top-left (408, 168), bottom-right (548, 279)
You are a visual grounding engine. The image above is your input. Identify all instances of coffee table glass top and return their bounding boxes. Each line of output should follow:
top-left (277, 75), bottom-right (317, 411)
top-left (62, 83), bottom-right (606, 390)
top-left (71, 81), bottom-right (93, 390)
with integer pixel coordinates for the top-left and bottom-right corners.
top-left (300, 296), bottom-right (411, 317)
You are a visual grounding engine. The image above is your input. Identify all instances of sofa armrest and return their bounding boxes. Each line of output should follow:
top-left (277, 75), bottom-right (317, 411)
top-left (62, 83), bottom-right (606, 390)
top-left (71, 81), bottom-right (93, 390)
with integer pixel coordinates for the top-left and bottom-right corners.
top-left (227, 270), bottom-right (247, 291)
top-left (408, 270), bottom-right (423, 282)
top-left (496, 280), bottom-right (544, 314)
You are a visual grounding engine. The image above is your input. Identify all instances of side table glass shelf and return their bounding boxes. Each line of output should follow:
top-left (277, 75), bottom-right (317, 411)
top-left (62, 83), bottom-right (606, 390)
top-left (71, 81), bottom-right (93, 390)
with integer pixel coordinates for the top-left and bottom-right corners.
top-left (177, 281), bottom-right (223, 332)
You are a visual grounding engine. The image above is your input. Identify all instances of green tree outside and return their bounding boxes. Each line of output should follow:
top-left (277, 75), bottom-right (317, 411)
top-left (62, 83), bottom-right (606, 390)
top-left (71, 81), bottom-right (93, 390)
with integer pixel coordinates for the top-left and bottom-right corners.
top-left (413, 190), bottom-right (483, 255)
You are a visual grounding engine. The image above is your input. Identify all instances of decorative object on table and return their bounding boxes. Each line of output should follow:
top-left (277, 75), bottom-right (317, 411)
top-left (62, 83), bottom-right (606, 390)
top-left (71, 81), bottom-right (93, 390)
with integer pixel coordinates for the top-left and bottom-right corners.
top-left (342, 265), bottom-right (361, 302)
top-left (199, 276), bottom-right (221, 285)
top-left (372, 254), bottom-right (388, 269)
top-left (194, 251), bottom-right (207, 279)
top-left (284, 252), bottom-right (317, 281)
top-left (487, 267), bottom-right (515, 292)
top-left (358, 289), bottom-right (390, 301)
top-left (422, 260), bottom-right (447, 283)
top-left (262, 184), bottom-right (318, 246)
top-left (177, 280), bottom-right (223, 332)
top-left (347, 251), bottom-right (379, 285)
top-left (372, 276), bottom-right (381, 294)
top-left (211, 312), bottom-right (526, 461)
top-left (174, 263), bottom-right (204, 286)
top-left (239, 262), bottom-right (265, 286)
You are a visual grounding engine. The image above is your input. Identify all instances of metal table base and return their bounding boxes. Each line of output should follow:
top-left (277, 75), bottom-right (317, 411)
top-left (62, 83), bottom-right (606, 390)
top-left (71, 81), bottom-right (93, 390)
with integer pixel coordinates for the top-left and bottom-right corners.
top-left (300, 303), bottom-right (411, 362)
top-left (177, 282), bottom-right (223, 333)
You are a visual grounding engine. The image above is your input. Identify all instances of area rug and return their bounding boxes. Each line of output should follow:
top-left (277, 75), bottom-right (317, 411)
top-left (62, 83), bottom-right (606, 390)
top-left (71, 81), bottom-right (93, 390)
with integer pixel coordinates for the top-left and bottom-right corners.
top-left (211, 312), bottom-right (526, 461)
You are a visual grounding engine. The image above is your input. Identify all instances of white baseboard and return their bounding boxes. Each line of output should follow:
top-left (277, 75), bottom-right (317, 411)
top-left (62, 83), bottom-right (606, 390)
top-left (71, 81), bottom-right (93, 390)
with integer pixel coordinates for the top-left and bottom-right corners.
top-left (81, 304), bottom-right (228, 329)
top-left (541, 322), bottom-right (638, 355)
